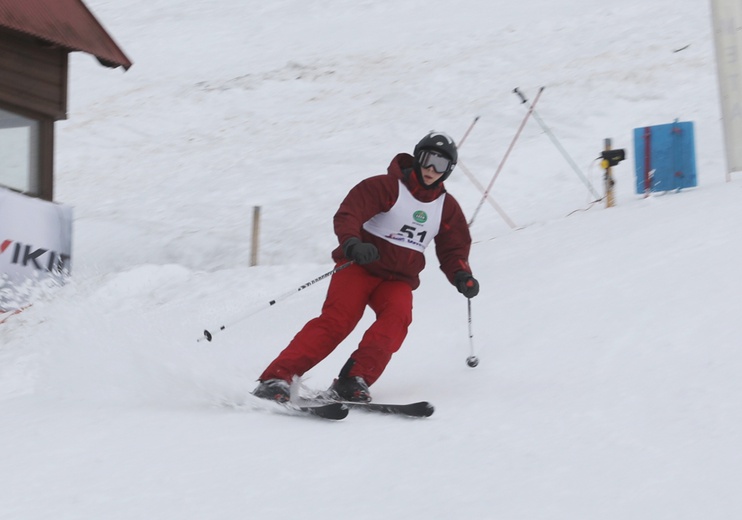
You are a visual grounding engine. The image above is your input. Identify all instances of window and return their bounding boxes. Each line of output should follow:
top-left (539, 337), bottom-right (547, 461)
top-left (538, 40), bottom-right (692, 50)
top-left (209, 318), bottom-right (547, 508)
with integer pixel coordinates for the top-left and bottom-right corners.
top-left (0, 107), bottom-right (40, 195)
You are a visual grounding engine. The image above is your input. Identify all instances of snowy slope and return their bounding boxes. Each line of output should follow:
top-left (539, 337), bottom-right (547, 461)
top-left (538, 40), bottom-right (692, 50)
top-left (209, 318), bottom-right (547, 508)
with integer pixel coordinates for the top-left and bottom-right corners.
top-left (3, 0), bottom-right (742, 518)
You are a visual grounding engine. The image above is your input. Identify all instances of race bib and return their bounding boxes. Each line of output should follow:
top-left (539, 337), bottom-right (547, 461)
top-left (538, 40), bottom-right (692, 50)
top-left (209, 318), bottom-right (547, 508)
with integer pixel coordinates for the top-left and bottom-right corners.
top-left (362, 180), bottom-right (445, 252)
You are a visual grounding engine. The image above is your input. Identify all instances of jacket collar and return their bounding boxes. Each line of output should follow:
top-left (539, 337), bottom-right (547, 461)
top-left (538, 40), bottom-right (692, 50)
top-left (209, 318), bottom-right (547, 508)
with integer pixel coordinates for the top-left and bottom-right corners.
top-left (387, 153), bottom-right (445, 202)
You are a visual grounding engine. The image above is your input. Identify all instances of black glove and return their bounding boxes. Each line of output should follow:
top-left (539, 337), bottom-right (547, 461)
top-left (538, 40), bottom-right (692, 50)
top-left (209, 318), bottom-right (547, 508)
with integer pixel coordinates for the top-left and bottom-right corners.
top-left (454, 271), bottom-right (479, 298)
top-left (343, 238), bottom-right (380, 265)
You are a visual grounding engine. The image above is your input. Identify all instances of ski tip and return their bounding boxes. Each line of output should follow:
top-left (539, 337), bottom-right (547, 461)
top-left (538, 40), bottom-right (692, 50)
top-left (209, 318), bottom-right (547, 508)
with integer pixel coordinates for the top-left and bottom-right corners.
top-left (416, 401), bottom-right (435, 417)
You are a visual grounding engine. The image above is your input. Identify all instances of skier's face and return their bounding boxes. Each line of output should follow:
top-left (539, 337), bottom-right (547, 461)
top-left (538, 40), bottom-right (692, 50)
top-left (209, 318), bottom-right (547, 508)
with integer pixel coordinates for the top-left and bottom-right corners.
top-left (420, 165), bottom-right (445, 185)
top-left (417, 149), bottom-right (452, 185)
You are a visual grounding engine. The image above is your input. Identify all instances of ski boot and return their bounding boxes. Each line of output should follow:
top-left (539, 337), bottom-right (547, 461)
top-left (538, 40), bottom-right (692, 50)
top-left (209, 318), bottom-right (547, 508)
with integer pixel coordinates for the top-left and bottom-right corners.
top-left (330, 376), bottom-right (372, 403)
top-left (252, 379), bottom-right (290, 403)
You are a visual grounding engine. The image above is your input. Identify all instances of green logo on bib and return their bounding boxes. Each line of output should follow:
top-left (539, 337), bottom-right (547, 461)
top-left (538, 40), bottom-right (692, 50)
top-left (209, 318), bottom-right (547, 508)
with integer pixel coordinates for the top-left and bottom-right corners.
top-left (413, 211), bottom-right (428, 223)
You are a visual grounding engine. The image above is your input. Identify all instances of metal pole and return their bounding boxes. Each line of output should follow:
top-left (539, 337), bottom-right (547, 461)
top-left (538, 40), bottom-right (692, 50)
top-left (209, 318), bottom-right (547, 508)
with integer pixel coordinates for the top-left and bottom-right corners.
top-left (513, 88), bottom-right (601, 201)
top-left (457, 116), bottom-right (480, 149)
top-left (468, 87), bottom-right (545, 228)
top-left (455, 116), bottom-right (518, 229)
top-left (458, 161), bottom-right (518, 229)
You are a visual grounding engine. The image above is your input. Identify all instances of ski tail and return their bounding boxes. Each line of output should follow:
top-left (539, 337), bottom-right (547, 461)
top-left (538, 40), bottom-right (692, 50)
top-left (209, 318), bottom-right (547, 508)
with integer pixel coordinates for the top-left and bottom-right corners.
top-left (292, 402), bottom-right (349, 420)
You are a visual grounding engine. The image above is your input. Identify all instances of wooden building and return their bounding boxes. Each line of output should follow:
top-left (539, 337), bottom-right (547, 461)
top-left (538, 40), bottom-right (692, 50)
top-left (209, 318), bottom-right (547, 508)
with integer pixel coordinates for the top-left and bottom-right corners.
top-left (0, 0), bottom-right (131, 201)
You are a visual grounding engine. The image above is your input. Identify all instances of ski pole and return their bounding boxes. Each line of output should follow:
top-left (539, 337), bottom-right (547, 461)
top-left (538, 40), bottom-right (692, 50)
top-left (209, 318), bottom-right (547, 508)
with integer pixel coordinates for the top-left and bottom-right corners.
top-left (466, 298), bottom-right (479, 368)
top-left (513, 87), bottom-right (601, 201)
top-left (198, 261), bottom-right (353, 342)
top-left (468, 86), bottom-right (544, 228)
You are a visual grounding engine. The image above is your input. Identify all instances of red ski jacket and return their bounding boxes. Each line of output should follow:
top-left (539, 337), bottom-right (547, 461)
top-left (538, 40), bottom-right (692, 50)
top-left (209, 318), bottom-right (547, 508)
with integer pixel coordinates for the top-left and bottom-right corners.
top-left (331, 153), bottom-right (473, 290)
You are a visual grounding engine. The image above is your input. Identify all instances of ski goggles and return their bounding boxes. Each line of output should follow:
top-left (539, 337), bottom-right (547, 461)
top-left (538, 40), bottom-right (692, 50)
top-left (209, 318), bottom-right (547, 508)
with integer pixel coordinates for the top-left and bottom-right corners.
top-left (418, 150), bottom-right (453, 174)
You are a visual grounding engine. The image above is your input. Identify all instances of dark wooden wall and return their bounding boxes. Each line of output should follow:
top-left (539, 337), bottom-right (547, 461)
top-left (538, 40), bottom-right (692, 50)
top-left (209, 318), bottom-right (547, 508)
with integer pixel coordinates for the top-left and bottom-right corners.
top-left (0, 28), bottom-right (67, 200)
top-left (0, 28), bottom-right (67, 119)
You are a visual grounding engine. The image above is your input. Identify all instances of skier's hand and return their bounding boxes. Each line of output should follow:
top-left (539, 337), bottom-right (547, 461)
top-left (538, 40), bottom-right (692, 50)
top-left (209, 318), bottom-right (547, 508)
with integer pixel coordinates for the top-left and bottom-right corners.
top-left (343, 238), bottom-right (380, 265)
top-left (454, 271), bottom-right (479, 298)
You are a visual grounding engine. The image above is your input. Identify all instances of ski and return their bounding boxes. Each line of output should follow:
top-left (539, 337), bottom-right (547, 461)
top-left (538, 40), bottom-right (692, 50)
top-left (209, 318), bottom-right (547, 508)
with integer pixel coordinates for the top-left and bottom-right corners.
top-left (289, 401), bottom-right (348, 420)
top-left (225, 397), bottom-right (348, 421)
top-left (338, 400), bottom-right (434, 418)
top-left (294, 389), bottom-right (434, 418)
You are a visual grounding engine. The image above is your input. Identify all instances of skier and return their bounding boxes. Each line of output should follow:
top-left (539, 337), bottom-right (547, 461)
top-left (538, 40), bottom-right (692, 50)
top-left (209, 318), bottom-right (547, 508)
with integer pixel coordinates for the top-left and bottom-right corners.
top-left (253, 131), bottom-right (479, 403)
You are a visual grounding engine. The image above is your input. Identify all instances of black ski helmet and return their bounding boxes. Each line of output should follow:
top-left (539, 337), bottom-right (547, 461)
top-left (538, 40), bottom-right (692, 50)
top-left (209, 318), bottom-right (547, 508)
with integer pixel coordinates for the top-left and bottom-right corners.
top-left (413, 131), bottom-right (458, 184)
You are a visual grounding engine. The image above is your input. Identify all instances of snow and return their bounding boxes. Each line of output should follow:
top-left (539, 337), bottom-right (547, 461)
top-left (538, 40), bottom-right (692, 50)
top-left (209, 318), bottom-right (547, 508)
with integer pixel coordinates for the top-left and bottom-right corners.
top-left (2, 0), bottom-right (742, 518)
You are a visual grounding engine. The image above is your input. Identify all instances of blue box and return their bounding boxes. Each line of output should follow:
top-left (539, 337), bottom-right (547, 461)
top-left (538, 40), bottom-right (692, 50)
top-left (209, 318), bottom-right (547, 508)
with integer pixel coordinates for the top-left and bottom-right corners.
top-left (633, 121), bottom-right (698, 194)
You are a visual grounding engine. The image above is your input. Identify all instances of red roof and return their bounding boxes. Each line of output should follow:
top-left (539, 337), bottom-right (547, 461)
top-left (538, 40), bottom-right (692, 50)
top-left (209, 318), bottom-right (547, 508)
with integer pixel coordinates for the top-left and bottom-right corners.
top-left (0, 0), bottom-right (132, 70)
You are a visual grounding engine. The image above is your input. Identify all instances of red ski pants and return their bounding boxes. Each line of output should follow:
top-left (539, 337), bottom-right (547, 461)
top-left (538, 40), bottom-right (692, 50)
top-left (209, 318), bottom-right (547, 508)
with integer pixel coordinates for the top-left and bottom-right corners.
top-left (259, 263), bottom-right (413, 386)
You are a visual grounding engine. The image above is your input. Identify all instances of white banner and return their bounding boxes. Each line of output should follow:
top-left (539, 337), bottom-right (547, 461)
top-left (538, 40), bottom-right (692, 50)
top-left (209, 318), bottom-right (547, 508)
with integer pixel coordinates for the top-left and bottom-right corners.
top-left (711, 0), bottom-right (742, 179)
top-left (0, 188), bottom-right (73, 312)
